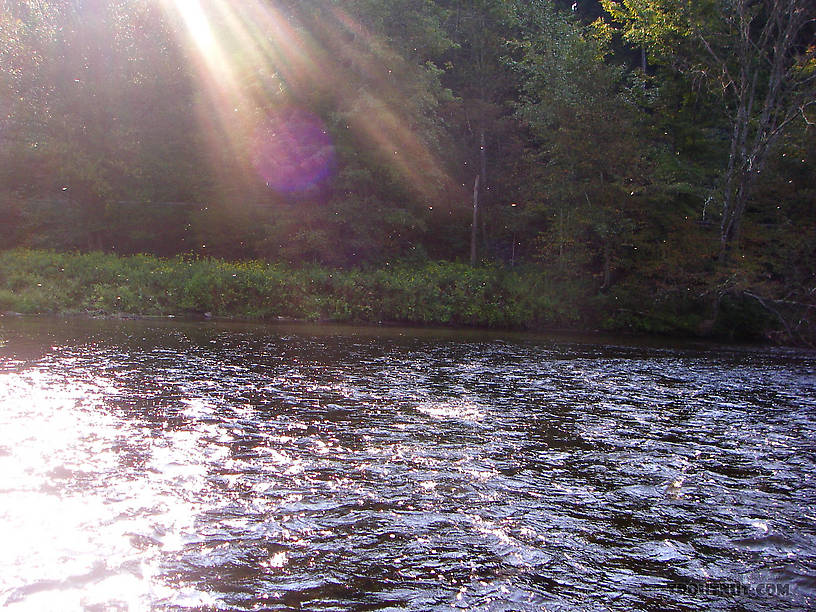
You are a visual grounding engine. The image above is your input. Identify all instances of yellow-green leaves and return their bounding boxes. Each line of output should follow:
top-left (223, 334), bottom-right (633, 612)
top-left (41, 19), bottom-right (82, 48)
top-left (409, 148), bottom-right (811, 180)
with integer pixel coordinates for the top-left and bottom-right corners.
top-left (599, 0), bottom-right (694, 60)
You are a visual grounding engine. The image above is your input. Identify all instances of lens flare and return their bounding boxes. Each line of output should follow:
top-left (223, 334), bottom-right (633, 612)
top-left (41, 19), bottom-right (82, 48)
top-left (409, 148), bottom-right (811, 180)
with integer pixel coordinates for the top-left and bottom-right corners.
top-left (251, 108), bottom-right (335, 193)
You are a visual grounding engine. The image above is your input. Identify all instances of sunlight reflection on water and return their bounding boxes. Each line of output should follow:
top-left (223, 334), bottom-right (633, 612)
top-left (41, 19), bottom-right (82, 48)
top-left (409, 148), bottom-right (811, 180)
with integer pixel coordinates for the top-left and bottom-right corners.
top-left (0, 370), bottom-right (218, 610)
top-left (416, 400), bottom-right (486, 422)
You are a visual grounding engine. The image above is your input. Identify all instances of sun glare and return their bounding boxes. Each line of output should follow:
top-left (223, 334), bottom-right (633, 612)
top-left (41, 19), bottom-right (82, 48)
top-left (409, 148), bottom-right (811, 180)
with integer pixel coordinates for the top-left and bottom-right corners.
top-left (175, 0), bottom-right (218, 57)
top-left (156, 0), bottom-right (449, 199)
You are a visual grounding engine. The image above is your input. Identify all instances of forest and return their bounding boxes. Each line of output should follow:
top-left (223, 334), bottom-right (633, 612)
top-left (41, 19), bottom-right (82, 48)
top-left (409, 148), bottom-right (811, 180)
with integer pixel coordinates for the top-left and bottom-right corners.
top-left (0, 0), bottom-right (814, 343)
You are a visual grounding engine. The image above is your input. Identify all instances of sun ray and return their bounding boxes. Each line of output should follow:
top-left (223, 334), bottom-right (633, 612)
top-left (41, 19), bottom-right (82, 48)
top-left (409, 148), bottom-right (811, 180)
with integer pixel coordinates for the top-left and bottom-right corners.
top-left (157, 0), bottom-right (453, 204)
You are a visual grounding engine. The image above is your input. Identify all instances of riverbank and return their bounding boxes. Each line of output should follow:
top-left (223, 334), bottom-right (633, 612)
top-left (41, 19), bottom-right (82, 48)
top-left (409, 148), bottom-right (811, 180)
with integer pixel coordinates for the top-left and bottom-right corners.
top-left (0, 249), bottom-right (784, 341)
top-left (0, 249), bottom-right (590, 327)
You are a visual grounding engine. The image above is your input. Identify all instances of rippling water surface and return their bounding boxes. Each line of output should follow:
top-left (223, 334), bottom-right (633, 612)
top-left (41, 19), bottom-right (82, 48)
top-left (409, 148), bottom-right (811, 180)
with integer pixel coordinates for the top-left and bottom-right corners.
top-left (1, 317), bottom-right (815, 611)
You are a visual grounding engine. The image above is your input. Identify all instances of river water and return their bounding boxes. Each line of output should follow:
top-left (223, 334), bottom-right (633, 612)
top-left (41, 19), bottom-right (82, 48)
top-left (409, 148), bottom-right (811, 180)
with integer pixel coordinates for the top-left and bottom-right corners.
top-left (0, 317), bottom-right (814, 611)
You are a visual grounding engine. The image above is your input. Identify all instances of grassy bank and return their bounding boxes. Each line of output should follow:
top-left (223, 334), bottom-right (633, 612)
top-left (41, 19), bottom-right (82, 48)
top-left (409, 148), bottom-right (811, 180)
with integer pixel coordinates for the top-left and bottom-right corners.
top-left (1, 249), bottom-right (797, 342)
top-left (0, 249), bottom-right (597, 330)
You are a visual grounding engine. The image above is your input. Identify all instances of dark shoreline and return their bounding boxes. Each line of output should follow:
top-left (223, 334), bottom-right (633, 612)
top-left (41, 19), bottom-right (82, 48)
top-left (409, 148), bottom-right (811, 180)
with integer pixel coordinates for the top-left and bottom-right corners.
top-left (4, 310), bottom-right (808, 356)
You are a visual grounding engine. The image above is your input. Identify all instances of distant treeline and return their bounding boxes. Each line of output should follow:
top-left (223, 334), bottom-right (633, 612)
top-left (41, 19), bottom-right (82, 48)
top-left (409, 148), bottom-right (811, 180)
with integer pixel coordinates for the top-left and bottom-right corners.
top-left (0, 1), bottom-right (814, 343)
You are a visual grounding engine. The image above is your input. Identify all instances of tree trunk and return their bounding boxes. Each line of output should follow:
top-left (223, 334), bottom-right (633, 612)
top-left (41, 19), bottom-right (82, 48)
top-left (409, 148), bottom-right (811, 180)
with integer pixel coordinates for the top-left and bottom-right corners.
top-left (601, 237), bottom-right (611, 291)
top-left (470, 174), bottom-right (480, 266)
top-left (478, 130), bottom-right (488, 256)
top-left (558, 208), bottom-right (566, 270)
top-left (479, 130), bottom-right (486, 195)
top-left (713, 0), bottom-right (814, 261)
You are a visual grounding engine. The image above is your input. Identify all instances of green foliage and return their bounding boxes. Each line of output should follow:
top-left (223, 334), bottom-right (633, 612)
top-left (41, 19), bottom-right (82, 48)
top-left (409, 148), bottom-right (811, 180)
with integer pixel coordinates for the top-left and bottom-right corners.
top-left (1, 1), bottom-right (814, 343)
top-left (0, 249), bottom-right (591, 329)
top-left (598, 0), bottom-right (694, 58)
top-left (508, 2), bottom-right (647, 289)
top-left (601, 0), bottom-right (816, 257)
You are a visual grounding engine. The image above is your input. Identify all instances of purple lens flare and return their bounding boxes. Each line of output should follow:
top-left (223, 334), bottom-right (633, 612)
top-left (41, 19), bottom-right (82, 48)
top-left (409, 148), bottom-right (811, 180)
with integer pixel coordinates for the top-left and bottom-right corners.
top-left (251, 108), bottom-right (335, 193)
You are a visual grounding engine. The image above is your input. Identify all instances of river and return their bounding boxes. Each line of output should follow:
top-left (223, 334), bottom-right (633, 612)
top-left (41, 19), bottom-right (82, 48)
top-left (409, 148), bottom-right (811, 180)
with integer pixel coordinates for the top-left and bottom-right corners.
top-left (1, 317), bottom-right (814, 611)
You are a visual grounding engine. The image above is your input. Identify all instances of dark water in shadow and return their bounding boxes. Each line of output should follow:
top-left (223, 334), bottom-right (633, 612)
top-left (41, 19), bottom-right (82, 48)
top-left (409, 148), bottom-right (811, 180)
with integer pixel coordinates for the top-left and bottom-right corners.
top-left (1, 317), bottom-right (815, 611)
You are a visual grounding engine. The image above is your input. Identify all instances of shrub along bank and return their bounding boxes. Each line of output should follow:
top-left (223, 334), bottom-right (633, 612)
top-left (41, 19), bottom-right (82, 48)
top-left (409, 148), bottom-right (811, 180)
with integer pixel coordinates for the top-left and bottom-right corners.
top-left (0, 249), bottom-right (787, 341)
top-left (0, 249), bottom-right (592, 329)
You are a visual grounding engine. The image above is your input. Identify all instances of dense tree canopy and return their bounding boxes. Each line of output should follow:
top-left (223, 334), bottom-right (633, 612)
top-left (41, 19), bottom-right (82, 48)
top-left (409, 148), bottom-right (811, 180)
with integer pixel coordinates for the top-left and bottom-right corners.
top-left (1, 0), bottom-right (814, 340)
